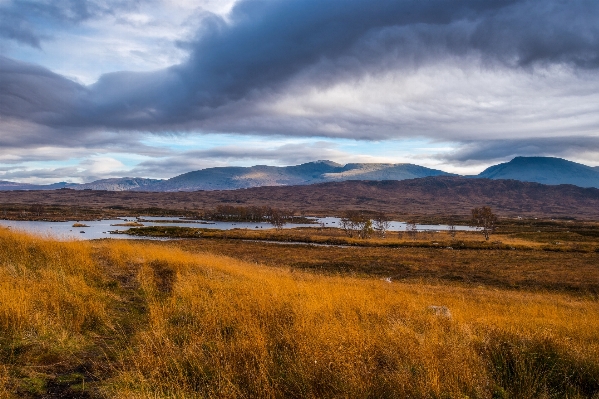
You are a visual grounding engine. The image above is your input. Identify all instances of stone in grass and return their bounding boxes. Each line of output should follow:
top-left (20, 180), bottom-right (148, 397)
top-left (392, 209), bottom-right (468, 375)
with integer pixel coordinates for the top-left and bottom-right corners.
top-left (428, 305), bottom-right (452, 319)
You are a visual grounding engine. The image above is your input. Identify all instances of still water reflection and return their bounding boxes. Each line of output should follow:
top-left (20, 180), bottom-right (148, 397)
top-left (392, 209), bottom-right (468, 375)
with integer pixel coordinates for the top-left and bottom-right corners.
top-left (0, 216), bottom-right (476, 241)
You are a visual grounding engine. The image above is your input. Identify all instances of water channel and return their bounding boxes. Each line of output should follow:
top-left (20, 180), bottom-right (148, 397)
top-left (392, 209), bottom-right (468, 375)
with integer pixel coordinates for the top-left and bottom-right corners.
top-left (0, 216), bottom-right (477, 241)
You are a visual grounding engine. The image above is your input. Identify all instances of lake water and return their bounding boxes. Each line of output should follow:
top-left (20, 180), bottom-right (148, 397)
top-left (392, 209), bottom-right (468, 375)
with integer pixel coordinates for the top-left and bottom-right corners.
top-left (315, 217), bottom-right (476, 232)
top-left (0, 216), bottom-right (477, 241)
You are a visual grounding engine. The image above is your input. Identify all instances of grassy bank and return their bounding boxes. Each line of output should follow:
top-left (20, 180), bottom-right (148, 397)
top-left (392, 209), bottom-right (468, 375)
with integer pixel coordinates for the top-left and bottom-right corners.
top-left (0, 227), bottom-right (598, 397)
top-left (176, 238), bottom-right (599, 295)
top-left (124, 225), bottom-right (599, 253)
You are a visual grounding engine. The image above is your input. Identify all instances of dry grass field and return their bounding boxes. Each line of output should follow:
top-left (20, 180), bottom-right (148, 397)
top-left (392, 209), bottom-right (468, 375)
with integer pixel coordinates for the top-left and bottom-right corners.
top-left (0, 227), bottom-right (598, 398)
top-left (131, 222), bottom-right (599, 294)
top-left (176, 236), bottom-right (599, 295)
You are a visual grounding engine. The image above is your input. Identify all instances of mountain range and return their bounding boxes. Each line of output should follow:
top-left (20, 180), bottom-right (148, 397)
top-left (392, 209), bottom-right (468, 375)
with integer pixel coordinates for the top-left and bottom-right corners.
top-left (1, 157), bottom-right (598, 192)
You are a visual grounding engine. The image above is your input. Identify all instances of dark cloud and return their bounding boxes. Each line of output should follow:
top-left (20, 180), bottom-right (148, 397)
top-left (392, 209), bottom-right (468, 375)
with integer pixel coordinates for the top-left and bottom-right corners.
top-left (472, 1), bottom-right (599, 68)
top-left (0, 56), bottom-right (85, 122)
top-left (1, 0), bottom-right (599, 161)
top-left (443, 136), bottom-right (599, 163)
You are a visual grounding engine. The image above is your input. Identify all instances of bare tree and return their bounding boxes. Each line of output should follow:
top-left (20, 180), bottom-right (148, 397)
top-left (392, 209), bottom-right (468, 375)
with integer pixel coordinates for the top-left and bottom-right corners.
top-left (447, 218), bottom-right (457, 239)
top-left (340, 210), bottom-right (373, 239)
top-left (358, 218), bottom-right (374, 239)
top-left (406, 220), bottom-right (418, 240)
top-left (471, 206), bottom-right (497, 241)
top-left (340, 213), bottom-right (356, 238)
top-left (268, 208), bottom-right (289, 230)
top-left (373, 212), bottom-right (391, 238)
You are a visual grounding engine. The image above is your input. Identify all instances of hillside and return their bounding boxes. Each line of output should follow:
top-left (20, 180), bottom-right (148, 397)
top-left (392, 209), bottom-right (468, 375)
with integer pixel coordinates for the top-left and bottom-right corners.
top-left (3, 176), bottom-right (599, 219)
top-left (78, 177), bottom-right (162, 191)
top-left (0, 181), bottom-right (73, 190)
top-left (151, 161), bottom-right (342, 191)
top-left (478, 156), bottom-right (599, 188)
top-left (322, 163), bottom-right (453, 181)
top-left (0, 161), bottom-right (452, 192)
top-left (146, 161), bottom-right (451, 191)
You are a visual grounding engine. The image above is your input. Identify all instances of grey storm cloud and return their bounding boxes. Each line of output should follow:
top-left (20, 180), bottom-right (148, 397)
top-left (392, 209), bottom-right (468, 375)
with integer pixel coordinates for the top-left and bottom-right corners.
top-left (2, 0), bottom-right (599, 145)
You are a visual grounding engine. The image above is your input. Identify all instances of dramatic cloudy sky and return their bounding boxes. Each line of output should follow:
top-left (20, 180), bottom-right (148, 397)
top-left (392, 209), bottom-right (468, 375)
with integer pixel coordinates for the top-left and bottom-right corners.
top-left (1, 0), bottom-right (599, 183)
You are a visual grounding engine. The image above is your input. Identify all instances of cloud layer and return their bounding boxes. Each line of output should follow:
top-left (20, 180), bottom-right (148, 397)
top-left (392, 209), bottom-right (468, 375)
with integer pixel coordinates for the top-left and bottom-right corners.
top-left (1, 0), bottom-right (599, 181)
top-left (0, 0), bottom-right (142, 48)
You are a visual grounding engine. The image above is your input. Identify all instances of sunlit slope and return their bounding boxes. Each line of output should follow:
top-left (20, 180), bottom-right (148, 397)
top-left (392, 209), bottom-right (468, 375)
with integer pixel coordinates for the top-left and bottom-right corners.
top-left (0, 228), bottom-right (598, 397)
top-left (151, 161), bottom-right (451, 191)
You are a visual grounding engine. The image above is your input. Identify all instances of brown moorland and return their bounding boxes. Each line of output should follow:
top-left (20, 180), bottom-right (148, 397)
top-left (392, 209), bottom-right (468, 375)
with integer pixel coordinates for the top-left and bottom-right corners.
top-left (2, 177), bottom-right (599, 220)
top-left (126, 222), bottom-right (599, 295)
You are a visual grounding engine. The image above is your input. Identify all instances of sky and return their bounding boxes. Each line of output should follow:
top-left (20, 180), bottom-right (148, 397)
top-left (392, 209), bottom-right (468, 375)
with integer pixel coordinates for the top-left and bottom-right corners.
top-left (1, 0), bottom-right (599, 184)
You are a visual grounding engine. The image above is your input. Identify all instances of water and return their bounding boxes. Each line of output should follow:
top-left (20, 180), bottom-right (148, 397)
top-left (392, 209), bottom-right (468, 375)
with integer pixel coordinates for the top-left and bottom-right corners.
top-left (0, 216), bottom-right (477, 241)
top-left (314, 217), bottom-right (477, 232)
top-left (0, 217), bottom-right (316, 240)
top-left (0, 219), bottom-right (153, 240)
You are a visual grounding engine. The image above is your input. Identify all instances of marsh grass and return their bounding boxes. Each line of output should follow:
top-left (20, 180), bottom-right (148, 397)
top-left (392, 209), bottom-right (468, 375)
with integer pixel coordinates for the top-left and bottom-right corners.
top-left (0, 227), bottom-right (598, 398)
top-left (177, 237), bottom-right (599, 295)
top-left (126, 226), bottom-right (599, 254)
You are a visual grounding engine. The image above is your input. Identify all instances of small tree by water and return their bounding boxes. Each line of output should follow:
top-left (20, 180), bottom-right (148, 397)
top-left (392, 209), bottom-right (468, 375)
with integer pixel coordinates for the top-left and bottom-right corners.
top-left (471, 206), bottom-right (497, 241)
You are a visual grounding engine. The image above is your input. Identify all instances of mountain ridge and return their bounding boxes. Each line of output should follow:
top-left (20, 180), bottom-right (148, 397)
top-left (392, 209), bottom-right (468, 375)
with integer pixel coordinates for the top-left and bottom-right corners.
top-left (477, 157), bottom-right (599, 188)
top-left (2, 157), bottom-right (598, 191)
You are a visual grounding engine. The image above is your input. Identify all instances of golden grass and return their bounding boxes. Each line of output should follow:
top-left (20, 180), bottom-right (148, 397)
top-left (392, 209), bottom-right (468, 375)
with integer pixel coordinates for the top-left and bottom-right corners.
top-left (175, 237), bottom-right (599, 295)
top-left (1, 227), bottom-right (598, 398)
top-left (0, 229), bottom-right (115, 397)
top-left (109, 254), bottom-right (599, 398)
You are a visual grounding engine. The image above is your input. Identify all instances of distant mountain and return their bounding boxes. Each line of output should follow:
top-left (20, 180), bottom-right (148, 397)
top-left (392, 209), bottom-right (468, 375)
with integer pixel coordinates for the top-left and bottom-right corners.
top-left (77, 178), bottom-right (162, 191)
top-left (2, 157), bottom-right (598, 191)
top-left (0, 181), bottom-right (74, 190)
top-left (477, 157), bottom-right (599, 188)
top-left (151, 161), bottom-right (339, 191)
top-left (0, 180), bottom-right (29, 190)
top-left (323, 163), bottom-right (452, 181)
top-left (146, 161), bottom-right (451, 191)
top-left (0, 161), bottom-right (451, 192)
top-left (0, 178), bottom-right (159, 191)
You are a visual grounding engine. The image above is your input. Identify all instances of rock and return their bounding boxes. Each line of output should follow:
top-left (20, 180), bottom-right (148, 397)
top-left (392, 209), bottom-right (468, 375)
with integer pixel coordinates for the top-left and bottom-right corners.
top-left (428, 305), bottom-right (451, 318)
